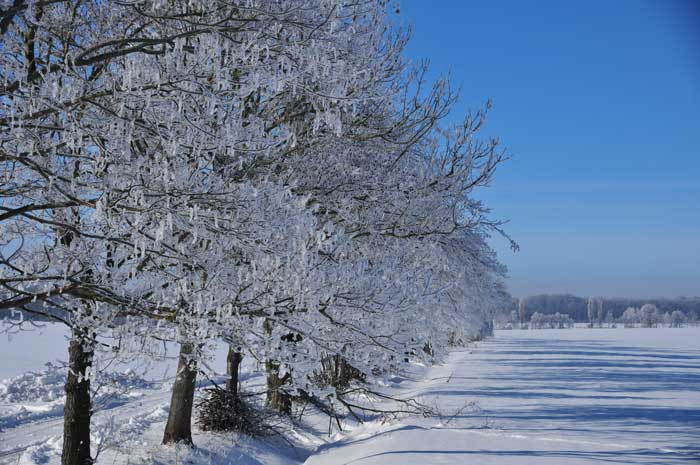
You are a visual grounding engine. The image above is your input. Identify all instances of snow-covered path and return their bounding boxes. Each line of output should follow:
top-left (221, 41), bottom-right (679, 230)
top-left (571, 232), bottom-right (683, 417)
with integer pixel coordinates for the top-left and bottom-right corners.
top-left (306, 328), bottom-right (700, 465)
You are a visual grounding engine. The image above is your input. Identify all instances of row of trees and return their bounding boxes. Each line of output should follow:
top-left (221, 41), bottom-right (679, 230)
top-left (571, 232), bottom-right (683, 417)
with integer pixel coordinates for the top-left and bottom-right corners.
top-left (0, 1), bottom-right (511, 464)
top-left (528, 312), bottom-right (574, 329)
top-left (586, 297), bottom-right (604, 327)
top-left (502, 305), bottom-right (697, 330)
top-left (499, 309), bottom-right (574, 329)
top-left (514, 294), bottom-right (700, 322)
top-left (620, 305), bottom-right (695, 328)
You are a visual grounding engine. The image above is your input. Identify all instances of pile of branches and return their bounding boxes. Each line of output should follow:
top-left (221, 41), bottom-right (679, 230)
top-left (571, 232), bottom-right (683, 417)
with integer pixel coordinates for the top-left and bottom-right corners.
top-left (196, 387), bottom-right (278, 436)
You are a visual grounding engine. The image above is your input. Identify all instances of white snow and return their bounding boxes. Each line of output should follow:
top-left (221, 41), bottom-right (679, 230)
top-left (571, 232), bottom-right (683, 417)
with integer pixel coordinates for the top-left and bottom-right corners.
top-left (2, 326), bottom-right (699, 464)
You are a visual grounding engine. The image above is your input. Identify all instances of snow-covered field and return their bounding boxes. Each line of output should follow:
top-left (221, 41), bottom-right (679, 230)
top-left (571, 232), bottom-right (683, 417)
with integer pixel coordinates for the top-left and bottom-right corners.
top-left (2, 326), bottom-right (699, 464)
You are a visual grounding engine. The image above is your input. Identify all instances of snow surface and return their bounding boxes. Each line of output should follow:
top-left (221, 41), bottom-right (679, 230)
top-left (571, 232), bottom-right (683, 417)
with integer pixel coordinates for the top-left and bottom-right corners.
top-left (2, 326), bottom-right (699, 464)
top-left (307, 328), bottom-right (700, 464)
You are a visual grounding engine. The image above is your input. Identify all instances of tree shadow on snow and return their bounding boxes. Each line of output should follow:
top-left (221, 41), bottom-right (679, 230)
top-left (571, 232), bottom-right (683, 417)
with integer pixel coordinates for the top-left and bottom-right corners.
top-left (346, 447), bottom-right (700, 465)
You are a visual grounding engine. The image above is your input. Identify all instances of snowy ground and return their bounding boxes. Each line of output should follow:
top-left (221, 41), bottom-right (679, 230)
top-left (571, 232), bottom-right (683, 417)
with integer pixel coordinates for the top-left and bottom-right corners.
top-left (2, 326), bottom-right (699, 464)
top-left (309, 328), bottom-right (700, 464)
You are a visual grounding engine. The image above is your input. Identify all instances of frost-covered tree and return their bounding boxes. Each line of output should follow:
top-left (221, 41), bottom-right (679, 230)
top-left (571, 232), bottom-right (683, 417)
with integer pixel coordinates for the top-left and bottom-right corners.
top-left (587, 298), bottom-right (595, 328)
top-left (251, 122), bottom-right (510, 410)
top-left (1, 0), bottom-right (512, 459)
top-left (640, 304), bottom-right (660, 328)
top-left (518, 297), bottom-right (526, 328)
top-left (597, 299), bottom-right (604, 328)
top-left (510, 310), bottom-right (519, 328)
top-left (621, 307), bottom-right (639, 327)
top-left (531, 312), bottom-right (543, 329)
top-left (0, 0), bottom-right (424, 454)
top-left (669, 310), bottom-right (686, 328)
top-left (605, 310), bottom-right (615, 327)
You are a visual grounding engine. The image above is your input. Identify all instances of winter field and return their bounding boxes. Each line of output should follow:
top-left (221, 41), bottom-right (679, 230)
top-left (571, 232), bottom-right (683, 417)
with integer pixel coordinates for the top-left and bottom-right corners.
top-left (2, 326), bottom-right (698, 465)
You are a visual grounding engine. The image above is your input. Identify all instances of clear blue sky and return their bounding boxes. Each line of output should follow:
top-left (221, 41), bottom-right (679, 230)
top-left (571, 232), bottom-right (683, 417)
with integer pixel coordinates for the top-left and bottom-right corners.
top-left (399, 0), bottom-right (699, 299)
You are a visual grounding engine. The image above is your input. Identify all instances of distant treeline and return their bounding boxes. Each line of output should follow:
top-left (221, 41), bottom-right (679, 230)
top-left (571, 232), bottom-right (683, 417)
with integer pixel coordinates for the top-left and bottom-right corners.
top-left (514, 294), bottom-right (700, 322)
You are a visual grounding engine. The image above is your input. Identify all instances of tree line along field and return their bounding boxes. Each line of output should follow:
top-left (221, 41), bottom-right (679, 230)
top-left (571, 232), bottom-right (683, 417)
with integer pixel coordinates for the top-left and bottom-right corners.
top-left (1, 2), bottom-right (509, 464)
top-left (499, 301), bottom-right (698, 330)
top-left (511, 295), bottom-right (700, 323)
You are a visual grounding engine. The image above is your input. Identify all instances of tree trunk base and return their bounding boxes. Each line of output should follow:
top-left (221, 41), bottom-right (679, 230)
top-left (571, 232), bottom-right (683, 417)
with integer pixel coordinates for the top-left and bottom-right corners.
top-left (162, 343), bottom-right (197, 446)
top-left (265, 360), bottom-right (292, 415)
top-left (226, 346), bottom-right (243, 398)
top-left (61, 329), bottom-right (94, 465)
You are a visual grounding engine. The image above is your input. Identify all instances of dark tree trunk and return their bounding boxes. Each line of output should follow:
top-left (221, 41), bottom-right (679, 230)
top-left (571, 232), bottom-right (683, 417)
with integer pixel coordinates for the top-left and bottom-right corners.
top-left (336, 355), bottom-right (366, 386)
top-left (262, 319), bottom-right (294, 414)
top-left (226, 345), bottom-right (243, 398)
top-left (162, 342), bottom-right (197, 446)
top-left (61, 328), bottom-right (94, 465)
top-left (320, 354), bottom-right (366, 390)
top-left (265, 360), bottom-right (291, 414)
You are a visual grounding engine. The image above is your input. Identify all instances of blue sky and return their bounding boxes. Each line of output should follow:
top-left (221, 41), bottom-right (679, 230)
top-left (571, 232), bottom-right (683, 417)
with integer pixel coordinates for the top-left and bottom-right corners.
top-left (399, 0), bottom-right (699, 298)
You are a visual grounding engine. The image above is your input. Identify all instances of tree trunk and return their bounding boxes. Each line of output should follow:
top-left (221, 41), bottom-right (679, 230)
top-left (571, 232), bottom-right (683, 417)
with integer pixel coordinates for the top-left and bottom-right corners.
top-left (323, 354), bottom-right (366, 390)
top-left (226, 345), bottom-right (243, 398)
top-left (265, 360), bottom-right (291, 414)
top-left (262, 319), bottom-right (293, 414)
top-left (162, 342), bottom-right (197, 446)
top-left (61, 328), bottom-right (94, 465)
